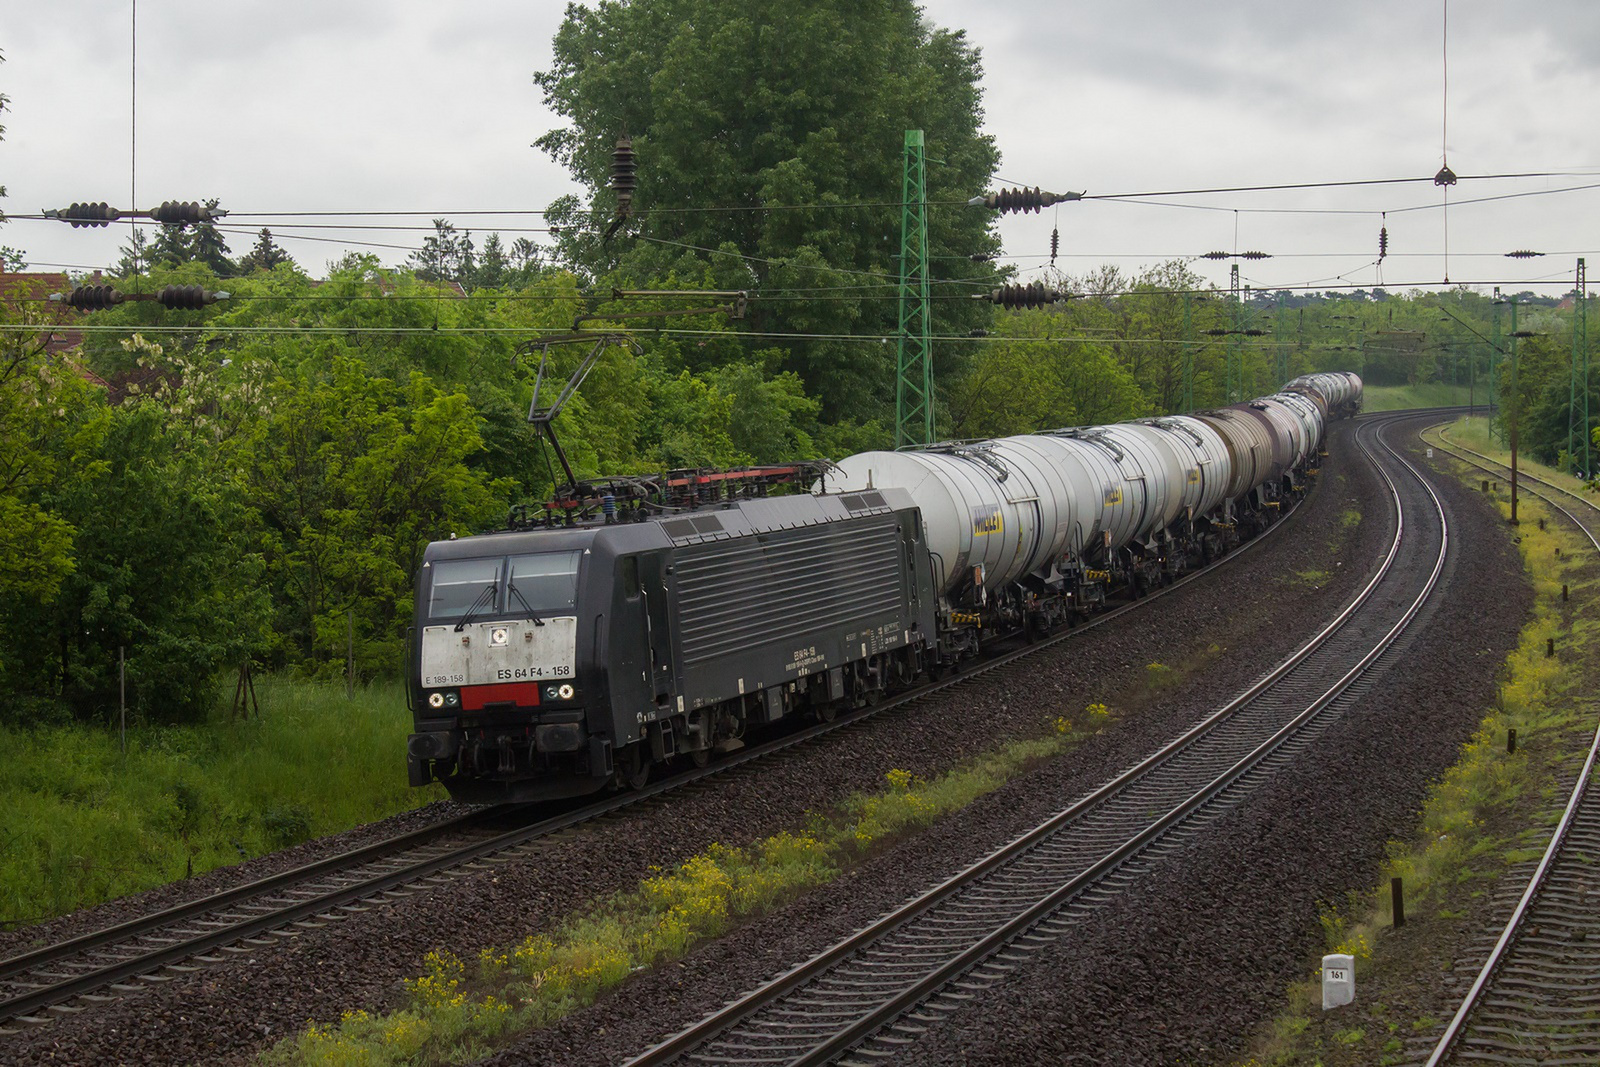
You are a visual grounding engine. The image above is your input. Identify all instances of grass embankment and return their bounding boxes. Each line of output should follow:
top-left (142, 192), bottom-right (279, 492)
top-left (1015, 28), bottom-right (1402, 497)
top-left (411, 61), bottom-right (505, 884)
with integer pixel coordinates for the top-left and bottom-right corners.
top-left (1360, 383), bottom-right (1475, 412)
top-left (263, 701), bottom-right (1127, 1066)
top-left (0, 679), bottom-right (442, 928)
top-left (1435, 414), bottom-right (1598, 499)
top-left (1239, 442), bottom-right (1597, 1066)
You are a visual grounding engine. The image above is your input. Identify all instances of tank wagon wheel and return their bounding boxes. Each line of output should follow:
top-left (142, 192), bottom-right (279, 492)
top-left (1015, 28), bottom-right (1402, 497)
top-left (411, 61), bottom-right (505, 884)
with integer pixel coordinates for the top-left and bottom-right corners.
top-left (1024, 612), bottom-right (1047, 644)
top-left (688, 746), bottom-right (711, 769)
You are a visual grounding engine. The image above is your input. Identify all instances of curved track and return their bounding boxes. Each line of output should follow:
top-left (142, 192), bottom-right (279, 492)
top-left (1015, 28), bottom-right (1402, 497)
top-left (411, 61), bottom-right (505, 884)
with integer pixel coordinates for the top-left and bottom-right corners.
top-left (1429, 423), bottom-right (1600, 544)
top-left (624, 411), bottom-right (1450, 1067)
top-left (1422, 426), bottom-right (1600, 1067)
top-left (0, 468), bottom-right (1312, 1034)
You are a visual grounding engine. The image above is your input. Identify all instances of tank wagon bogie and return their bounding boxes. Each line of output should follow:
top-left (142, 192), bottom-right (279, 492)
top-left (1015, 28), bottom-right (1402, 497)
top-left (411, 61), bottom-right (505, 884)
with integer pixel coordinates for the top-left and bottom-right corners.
top-left (407, 374), bottom-right (1362, 803)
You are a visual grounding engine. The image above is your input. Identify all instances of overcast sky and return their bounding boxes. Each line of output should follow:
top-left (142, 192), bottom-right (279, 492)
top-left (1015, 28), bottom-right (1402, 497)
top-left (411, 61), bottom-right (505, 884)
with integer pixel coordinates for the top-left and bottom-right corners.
top-left (4, 1), bottom-right (1599, 297)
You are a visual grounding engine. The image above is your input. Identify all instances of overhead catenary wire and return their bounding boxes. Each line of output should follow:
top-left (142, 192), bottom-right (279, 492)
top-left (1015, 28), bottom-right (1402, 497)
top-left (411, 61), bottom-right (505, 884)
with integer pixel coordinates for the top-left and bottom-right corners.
top-left (17, 169), bottom-right (1572, 224)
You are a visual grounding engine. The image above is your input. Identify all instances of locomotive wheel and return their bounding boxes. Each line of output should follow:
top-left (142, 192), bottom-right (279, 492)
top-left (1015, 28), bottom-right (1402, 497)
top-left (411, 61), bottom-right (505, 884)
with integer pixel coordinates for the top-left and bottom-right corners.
top-left (617, 743), bottom-right (651, 791)
top-left (688, 746), bottom-right (711, 769)
top-left (815, 701), bottom-right (838, 724)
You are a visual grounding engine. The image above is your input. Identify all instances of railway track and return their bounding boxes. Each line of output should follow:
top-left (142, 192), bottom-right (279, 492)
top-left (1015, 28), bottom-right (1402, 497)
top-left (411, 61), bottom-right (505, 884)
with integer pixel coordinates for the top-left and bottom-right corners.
top-left (1421, 425), bottom-right (1600, 1067)
top-left (1429, 423), bottom-right (1600, 542)
top-left (623, 410), bottom-right (1449, 1067)
top-left (0, 454), bottom-right (1313, 1035)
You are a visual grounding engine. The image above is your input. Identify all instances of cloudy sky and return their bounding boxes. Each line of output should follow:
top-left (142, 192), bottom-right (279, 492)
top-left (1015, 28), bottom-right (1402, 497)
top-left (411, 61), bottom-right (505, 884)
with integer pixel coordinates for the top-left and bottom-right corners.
top-left (4, 1), bottom-right (1598, 296)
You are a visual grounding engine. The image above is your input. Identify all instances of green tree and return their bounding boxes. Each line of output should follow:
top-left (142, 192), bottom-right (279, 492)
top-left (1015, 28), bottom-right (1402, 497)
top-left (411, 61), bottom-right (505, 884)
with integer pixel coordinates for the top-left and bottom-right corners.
top-left (0, 306), bottom-right (95, 617)
top-left (143, 199), bottom-right (236, 276)
top-left (535, 0), bottom-right (1002, 419)
top-left (236, 228), bottom-right (294, 273)
top-left (234, 354), bottom-right (508, 675)
top-left (407, 219), bottom-right (473, 284)
top-left (945, 308), bottom-right (1148, 438)
top-left (3, 397), bottom-right (265, 724)
top-left (706, 358), bottom-right (819, 462)
top-left (475, 232), bottom-right (509, 289)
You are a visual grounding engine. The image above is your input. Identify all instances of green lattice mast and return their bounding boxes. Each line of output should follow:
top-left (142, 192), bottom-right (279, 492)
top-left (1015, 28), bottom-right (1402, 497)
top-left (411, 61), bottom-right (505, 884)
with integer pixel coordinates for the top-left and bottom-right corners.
top-left (1227, 265), bottom-right (1243, 403)
top-left (896, 129), bottom-right (934, 448)
top-left (1490, 287), bottom-right (1503, 445)
top-left (1182, 290), bottom-right (1195, 411)
top-left (1570, 258), bottom-right (1592, 477)
top-left (1275, 290), bottom-right (1289, 385)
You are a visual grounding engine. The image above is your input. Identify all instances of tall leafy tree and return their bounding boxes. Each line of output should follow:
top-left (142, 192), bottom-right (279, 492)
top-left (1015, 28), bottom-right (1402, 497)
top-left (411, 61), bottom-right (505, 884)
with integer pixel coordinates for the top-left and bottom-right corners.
top-left (0, 49), bottom-right (26, 270)
top-left (475, 232), bottom-right (509, 289)
top-left (233, 354), bottom-right (508, 675)
top-left (143, 199), bottom-right (235, 276)
top-left (12, 402), bottom-right (265, 723)
top-left (407, 219), bottom-right (475, 284)
top-left (236, 228), bottom-right (294, 273)
top-left (0, 304), bottom-right (95, 625)
top-left (944, 308), bottom-right (1148, 438)
top-left (535, 0), bottom-right (1002, 419)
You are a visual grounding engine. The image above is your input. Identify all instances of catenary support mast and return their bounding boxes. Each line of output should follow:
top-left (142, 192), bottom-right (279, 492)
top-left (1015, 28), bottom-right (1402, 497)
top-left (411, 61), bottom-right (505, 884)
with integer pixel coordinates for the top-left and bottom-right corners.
top-left (896, 130), bottom-right (934, 447)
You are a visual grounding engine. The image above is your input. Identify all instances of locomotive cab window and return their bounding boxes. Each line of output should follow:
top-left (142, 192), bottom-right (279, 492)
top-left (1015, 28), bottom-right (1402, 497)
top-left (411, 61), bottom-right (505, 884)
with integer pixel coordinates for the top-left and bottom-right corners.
top-left (508, 551), bottom-right (582, 613)
top-left (428, 558), bottom-right (502, 619)
top-left (620, 556), bottom-right (641, 599)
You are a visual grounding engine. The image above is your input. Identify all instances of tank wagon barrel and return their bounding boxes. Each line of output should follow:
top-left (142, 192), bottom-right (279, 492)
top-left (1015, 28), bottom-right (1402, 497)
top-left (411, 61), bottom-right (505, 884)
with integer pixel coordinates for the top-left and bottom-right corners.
top-left (405, 374), bottom-right (1361, 803)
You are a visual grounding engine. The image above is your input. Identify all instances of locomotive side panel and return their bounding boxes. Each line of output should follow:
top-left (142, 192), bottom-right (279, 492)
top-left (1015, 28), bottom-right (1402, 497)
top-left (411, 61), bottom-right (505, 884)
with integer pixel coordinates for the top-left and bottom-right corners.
top-left (670, 511), bottom-right (918, 709)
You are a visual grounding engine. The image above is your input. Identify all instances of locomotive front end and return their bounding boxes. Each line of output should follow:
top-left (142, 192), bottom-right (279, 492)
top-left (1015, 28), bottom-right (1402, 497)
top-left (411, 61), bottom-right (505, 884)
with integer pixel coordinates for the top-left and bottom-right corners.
top-left (407, 535), bottom-right (609, 802)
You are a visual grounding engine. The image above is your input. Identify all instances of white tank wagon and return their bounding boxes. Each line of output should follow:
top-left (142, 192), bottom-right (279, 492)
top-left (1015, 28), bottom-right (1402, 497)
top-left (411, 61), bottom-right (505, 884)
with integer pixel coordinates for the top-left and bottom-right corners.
top-left (1187, 406), bottom-right (1279, 506)
top-left (1270, 391), bottom-right (1326, 459)
top-left (1287, 372), bottom-right (1363, 418)
top-left (1138, 416), bottom-right (1233, 520)
top-left (825, 443), bottom-right (1064, 603)
top-left (827, 373), bottom-right (1360, 658)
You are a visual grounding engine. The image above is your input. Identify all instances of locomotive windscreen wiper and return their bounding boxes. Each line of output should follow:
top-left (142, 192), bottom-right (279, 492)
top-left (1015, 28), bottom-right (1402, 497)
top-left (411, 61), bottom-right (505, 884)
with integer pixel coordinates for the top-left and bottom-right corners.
top-left (453, 580), bottom-right (497, 632)
top-left (507, 581), bottom-right (546, 626)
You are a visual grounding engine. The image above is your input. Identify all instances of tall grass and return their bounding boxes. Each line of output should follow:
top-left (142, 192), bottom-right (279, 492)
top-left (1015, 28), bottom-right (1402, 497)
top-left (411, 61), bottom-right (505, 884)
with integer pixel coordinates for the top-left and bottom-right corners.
top-left (1437, 415), bottom-right (1596, 498)
top-left (0, 678), bottom-right (442, 928)
top-left (1360, 383), bottom-right (1475, 412)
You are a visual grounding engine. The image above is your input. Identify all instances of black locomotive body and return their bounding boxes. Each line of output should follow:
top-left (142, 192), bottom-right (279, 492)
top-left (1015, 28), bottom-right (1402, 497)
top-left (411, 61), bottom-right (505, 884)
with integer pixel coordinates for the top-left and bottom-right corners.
top-left (407, 487), bottom-right (937, 803)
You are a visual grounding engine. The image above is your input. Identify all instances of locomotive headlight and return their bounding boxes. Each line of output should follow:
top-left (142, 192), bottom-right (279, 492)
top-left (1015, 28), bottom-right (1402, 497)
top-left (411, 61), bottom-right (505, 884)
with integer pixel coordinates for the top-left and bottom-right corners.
top-left (444, 690), bottom-right (461, 708)
top-left (490, 626), bottom-right (509, 647)
top-left (557, 684), bottom-right (575, 701)
top-left (427, 692), bottom-right (445, 709)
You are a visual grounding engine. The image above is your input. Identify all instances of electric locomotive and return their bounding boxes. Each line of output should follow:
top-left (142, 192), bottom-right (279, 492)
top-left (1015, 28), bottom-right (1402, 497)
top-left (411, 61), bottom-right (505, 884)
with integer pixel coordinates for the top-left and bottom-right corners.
top-left (406, 468), bottom-right (937, 803)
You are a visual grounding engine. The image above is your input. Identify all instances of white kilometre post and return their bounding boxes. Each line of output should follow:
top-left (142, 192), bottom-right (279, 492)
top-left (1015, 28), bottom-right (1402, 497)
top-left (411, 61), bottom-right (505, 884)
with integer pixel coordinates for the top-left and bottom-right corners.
top-left (1322, 953), bottom-right (1355, 1009)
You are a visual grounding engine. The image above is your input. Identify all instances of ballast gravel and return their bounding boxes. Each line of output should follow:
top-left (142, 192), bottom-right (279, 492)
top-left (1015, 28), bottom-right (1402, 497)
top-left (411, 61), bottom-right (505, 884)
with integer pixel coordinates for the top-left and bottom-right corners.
top-left (0, 414), bottom-right (1524, 1067)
